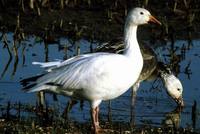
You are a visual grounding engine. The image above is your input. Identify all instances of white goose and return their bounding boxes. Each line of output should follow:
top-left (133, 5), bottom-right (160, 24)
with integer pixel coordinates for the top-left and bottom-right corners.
top-left (22, 8), bottom-right (161, 133)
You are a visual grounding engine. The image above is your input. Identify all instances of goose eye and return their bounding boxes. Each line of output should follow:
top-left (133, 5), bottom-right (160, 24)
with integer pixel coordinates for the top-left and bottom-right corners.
top-left (177, 88), bottom-right (181, 91)
top-left (140, 12), bottom-right (144, 15)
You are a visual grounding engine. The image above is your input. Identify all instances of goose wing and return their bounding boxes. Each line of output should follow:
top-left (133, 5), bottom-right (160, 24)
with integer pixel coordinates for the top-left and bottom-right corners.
top-left (25, 52), bottom-right (134, 100)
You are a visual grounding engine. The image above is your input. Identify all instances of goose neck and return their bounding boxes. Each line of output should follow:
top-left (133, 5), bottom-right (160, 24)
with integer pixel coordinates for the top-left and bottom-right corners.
top-left (123, 24), bottom-right (141, 59)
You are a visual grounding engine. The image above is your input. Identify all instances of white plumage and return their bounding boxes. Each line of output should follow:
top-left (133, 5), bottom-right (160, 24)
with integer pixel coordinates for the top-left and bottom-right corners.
top-left (23, 7), bottom-right (161, 133)
top-left (31, 53), bottom-right (141, 104)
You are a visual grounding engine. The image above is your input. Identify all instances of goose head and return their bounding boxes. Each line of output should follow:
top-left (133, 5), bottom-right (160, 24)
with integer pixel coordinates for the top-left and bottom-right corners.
top-left (126, 7), bottom-right (161, 26)
top-left (162, 74), bottom-right (184, 107)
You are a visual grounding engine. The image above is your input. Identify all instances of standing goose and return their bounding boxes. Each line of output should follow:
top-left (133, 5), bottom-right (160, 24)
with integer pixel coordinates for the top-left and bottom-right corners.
top-left (22, 8), bottom-right (161, 133)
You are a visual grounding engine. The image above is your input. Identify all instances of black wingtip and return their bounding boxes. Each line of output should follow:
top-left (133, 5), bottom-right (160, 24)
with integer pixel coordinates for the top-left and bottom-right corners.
top-left (20, 74), bottom-right (44, 87)
top-left (21, 83), bottom-right (37, 92)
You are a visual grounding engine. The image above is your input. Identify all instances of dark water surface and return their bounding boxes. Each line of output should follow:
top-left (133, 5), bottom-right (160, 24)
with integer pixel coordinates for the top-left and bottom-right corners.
top-left (0, 32), bottom-right (200, 131)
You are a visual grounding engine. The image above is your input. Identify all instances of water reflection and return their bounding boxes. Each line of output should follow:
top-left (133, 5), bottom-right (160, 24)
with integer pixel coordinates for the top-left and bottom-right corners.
top-left (1, 33), bottom-right (13, 78)
top-left (0, 32), bottom-right (200, 130)
top-left (192, 100), bottom-right (197, 130)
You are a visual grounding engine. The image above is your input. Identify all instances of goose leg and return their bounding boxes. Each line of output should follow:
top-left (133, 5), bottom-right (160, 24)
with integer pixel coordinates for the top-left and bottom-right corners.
top-left (130, 82), bottom-right (140, 124)
top-left (131, 82), bottom-right (140, 106)
top-left (108, 100), bottom-right (112, 123)
top-left (91, 106), bottom-right (100, 133)
top-left (95, 107), bottom-right (100, 127)
top-left (37, 91), bottom-right (45, 107)
top-left (63, 99), bottom-right (78, 119)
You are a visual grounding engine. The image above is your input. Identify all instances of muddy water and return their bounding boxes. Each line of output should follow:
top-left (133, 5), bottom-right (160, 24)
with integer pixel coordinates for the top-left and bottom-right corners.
top-left (0, 32), bottom-right (200, 131)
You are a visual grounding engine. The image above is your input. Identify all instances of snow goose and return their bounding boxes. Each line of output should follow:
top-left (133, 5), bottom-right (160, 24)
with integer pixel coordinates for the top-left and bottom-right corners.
top-left (22, 7), bottom-right (161, 133)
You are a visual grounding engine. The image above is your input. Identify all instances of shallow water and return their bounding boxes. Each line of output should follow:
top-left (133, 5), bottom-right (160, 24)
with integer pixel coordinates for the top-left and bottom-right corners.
top-left (0, 32), bottom-right (200, 131)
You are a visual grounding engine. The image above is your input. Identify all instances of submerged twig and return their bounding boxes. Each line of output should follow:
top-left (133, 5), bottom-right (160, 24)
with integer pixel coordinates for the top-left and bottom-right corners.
top-left (184, 60), bottom-right (192, 79)
top-left (22, 45), bottom-right (26, 65)
top-left (1, 54), bottom-right (12, 79)
top-left (12, 51), bottom-right (19, 77)
top-left (2, 33), bottom-right (12, 57)
top-left (1, 33), bottom-right (13, 78)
